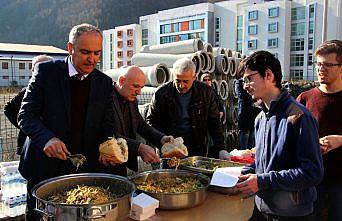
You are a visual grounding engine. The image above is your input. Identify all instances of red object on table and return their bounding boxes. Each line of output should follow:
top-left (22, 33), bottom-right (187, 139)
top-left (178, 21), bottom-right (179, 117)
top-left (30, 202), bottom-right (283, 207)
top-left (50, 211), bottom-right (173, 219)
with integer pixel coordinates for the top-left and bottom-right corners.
top-left (231, 156), bottom-right (255, 164)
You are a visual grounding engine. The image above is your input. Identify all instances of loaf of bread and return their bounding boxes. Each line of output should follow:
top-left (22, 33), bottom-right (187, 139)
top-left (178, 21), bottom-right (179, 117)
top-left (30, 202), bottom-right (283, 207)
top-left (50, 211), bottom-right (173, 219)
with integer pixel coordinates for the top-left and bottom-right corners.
top-left (99, 137), bottom-right (128, 164)
top-left (161, 137), bottom-right (188, 158)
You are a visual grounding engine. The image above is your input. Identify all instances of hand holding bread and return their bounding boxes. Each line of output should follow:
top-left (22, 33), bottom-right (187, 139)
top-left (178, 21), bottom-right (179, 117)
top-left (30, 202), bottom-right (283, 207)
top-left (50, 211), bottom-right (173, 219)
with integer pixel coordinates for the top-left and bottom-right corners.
top-left (161, 137), bottom-right (188, 158)
top-left (99, 137), bottom-right (128, 164)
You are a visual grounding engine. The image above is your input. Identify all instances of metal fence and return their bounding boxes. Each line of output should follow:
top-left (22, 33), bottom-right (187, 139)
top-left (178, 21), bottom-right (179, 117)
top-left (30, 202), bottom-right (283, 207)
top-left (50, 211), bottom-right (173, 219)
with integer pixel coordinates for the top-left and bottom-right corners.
top-left (0, 88), bottom-right (21, 162)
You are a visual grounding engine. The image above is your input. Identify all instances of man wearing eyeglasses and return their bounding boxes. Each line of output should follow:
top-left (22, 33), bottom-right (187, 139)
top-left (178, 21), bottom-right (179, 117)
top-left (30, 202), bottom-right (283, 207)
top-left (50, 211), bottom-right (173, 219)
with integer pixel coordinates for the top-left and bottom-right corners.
top-left (236, 51), bottom-right (323, 221)
top-left (147, 58), bottom-right (225, 158)
top-left (297, 40), bottom-right (342, 221)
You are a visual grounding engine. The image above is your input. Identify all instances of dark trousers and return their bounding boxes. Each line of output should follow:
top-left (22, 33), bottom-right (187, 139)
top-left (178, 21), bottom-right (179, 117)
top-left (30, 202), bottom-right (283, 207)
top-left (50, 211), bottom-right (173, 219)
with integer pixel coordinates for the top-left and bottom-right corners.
top-left (26, 181), bottom-right (39, 221)
top-left (249, 205), bottom-right (313, 221)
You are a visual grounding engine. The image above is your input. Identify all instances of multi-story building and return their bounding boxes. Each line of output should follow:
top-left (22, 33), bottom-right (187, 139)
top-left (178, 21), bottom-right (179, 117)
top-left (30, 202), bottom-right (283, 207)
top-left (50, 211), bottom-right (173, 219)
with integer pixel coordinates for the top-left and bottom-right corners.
top-left (103, 24), bottom-right (142, 71)
top-left (0, 43), bottom-right (68, 87)
top-left (140, 3), bottom-right (215, 46)
top-left (103, 0), bottom-right (341, 80)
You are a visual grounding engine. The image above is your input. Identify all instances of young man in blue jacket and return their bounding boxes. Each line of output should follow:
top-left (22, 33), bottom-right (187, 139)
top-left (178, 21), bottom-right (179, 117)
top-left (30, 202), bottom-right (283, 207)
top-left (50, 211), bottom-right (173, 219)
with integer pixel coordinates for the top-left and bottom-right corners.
top-left (236, 51), bottom-right (323, 221)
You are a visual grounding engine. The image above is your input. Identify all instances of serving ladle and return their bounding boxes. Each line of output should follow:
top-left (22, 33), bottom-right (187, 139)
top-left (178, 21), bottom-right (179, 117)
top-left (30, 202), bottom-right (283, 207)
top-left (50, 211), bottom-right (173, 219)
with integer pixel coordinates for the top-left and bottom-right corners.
top-left (67, 154), bottom-right (87, 170)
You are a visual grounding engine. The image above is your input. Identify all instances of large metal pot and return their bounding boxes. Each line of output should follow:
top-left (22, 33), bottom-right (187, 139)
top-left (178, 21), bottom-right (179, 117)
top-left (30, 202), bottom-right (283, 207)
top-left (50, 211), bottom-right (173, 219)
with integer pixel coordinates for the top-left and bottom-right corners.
top-left (32, 173), bottom-right (135, 221)
top-left (131, 170), bottom-right (210, 210)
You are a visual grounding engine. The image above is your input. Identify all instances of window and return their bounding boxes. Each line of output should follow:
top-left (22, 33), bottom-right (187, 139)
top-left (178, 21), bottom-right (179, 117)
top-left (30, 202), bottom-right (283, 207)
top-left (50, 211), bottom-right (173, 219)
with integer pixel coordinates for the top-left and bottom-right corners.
top-left (308, 37), bottom-right (314, 50)
top-left (173, 23), bottom-right (179, 32)
top-left (189, 20), bottom-right (194, 30)
top-left (268, 22), bottom-right (278, 33)
top-left (268, 38), bottom-right (278, 48)
top-left (117, 41), bottom-right (123, 48)
top-left (237, 29), bottom-right (243, 41)
top-left (117, 61), bottom-right (123, 68)
top-left (19, 76), bottom-right (25, 79)
top-left (248, 25), bottom-right (258, 35)
top-left (142, 39), bottom-right (148, 46)
top-left (309, 4), bottom-right (315, 19)
top-left (309, 21), bottom-right (314, 34)
top-left (117, 30), bottom-right (123, 38)
top-left (2, 62), bottom-right (9, 69)
top-left (268, 7), bottom-right (279, 17)
top-left (290, 70), bottom-right (304, 80)
top-left (290, 54), bottom-right (304, 66)
top-left (291, 23), bottom-right (305, 36)
top-left (29, 63), bottom-right (32, 70)
top-left (290, 38), bottom-right (305, 51)
top-left (247, 40), bottom-right (257, 50)
top-left (127, 40), bottom-right (133, 47)
top-left (216, 17), bottom-right (220, 29)
top-left (127, 50), bottom-right (133, 57)
top-left (19, 63), bottom-right (25, 70)
top-left (236, 42), bottom-right (242, 53)
top-left (2, 76), bottom-right (9, 79)
top-left (215, 31), bottom-right (220, 43)
top-left (194, 19), bottom-right (202, 29)
top-left (291, 7), bottom-right (305, 20)
top-left (117, 51), bottom-right (123, 58)
top-left (127, 61), bottom-right (131, 66)
top-left (180, 21), bottom-right (189, 31)
top-left (248, 10), bottom-right (258, 21)
top-left (127, 29), bottom-right (133, 37)
top-left (237, 15), bottom-right (243, 28)
top-left (308, 53), bottom-right (313, 65)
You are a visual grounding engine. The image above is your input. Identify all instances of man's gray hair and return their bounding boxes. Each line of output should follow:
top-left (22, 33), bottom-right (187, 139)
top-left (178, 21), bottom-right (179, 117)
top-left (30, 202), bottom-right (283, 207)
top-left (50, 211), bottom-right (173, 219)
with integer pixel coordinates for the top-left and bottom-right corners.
top-left (68, 23), bottom-right (102, 46)
top-left (172, 57), bottom-right (196, 77)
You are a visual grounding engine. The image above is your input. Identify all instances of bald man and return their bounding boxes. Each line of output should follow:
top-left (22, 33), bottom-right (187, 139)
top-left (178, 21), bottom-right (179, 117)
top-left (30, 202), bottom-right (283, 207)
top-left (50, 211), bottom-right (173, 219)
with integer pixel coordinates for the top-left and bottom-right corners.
top-left (107, 66), bottom-right (173, 172)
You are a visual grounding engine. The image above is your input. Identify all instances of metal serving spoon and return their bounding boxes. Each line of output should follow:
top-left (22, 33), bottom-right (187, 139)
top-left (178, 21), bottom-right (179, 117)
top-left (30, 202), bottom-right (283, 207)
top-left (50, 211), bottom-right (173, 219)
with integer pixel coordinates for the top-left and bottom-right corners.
top-left (67, 154), bottom-right (87, 171)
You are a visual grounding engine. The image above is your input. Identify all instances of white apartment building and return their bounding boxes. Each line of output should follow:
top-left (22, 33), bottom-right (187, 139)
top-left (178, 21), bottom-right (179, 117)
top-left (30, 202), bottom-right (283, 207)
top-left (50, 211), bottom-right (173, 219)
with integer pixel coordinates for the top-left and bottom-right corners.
top-left (102, 24), bottom-right (142, 71)
top-left (0, 43), bottom-right (68, 87)
top-left (102, 0), bottom-right (341, 80)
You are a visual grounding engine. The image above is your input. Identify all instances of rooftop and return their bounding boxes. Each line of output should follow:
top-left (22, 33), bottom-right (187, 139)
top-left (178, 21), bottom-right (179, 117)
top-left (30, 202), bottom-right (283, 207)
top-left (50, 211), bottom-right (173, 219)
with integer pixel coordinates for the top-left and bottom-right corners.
top-left (0, 43), bottom-right (68, 54)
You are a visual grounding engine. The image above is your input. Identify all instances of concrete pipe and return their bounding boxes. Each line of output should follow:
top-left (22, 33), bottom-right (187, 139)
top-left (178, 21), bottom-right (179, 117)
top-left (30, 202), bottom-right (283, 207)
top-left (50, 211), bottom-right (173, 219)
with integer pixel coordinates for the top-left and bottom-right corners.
top-left (221, 104), bottom-right (227, 125)
top-left (214, 54), bottom-right (229, 75)
top-left (227, 105), bottom-right (238, 126)
top-left (140, 39), bottom-right (204, 54)
top-left (225, 48), bottom-right (233, 57)
top-left (232, 51), bottom-right (242, 58)
top-left (233, 130), bottom-right (240, 148)
top-left (203, 43), bottom-right (213, 54)
top-left (195, 51), bottom-right (210, 73)
top-left (228, 57), bottom-right (237, 77)
top-left (137, 86), bottom-right (158, 105)
top-left (132, 53), bottom-right (201, 76)
top-left (104, 68), bottom-right (122, 82)
top-left (139, 63), bottom-right (170, 87)
top-left (218, 80), bottom-right (229, 101)
top-left (213, 47), bottom-right (225, 56)
top-left (228, 79), bottom-right (238, 99)
top-left (233, 58), bottom-right (242, 77)
top-left (215, 72), bottom-right (222, 80)
top-left (207, 53), bottom-right (215, 73)
top-left (226, 132), bottom-right (235, 148)
top-left (212, 79), bottom-right (219, 92)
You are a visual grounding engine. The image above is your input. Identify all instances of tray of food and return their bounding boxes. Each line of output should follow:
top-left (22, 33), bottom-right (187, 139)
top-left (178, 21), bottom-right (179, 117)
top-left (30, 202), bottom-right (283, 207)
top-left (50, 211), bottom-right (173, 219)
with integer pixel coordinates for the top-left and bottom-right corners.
top-left (131, 169), bottom-right (209, 210)
top-left (180, 156), bottom-right (245, 175)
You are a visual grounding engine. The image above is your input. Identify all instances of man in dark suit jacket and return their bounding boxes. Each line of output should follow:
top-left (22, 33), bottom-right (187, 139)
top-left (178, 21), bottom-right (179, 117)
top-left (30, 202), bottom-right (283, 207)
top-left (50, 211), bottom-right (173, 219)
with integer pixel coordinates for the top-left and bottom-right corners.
top-left (111, 66), bottom-right (174, 171)
top-left (18, 24), bottom-right (117, 220)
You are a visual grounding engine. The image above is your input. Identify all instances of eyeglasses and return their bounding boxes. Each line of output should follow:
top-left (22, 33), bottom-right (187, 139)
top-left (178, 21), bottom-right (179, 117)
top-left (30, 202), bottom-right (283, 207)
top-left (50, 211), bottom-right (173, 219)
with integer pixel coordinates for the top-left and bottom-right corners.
top-left (242, 72), bottom-right (259, 84)
top-left (314, 62), bottom-right (342, 69)
top-left (203, 78), bottom-right (211, 82)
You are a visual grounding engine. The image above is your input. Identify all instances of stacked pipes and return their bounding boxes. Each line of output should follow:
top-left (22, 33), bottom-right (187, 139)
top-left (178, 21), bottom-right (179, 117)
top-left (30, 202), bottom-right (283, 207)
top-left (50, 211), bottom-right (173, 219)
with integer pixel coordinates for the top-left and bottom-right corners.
top-left (104, 39), bottom-right (244, 150)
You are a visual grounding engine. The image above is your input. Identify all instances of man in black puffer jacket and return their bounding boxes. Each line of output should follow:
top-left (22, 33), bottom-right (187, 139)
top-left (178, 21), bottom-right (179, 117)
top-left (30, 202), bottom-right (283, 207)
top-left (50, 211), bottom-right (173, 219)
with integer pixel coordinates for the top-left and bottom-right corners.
top-left (146, 58), bottom-right (225, 158)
